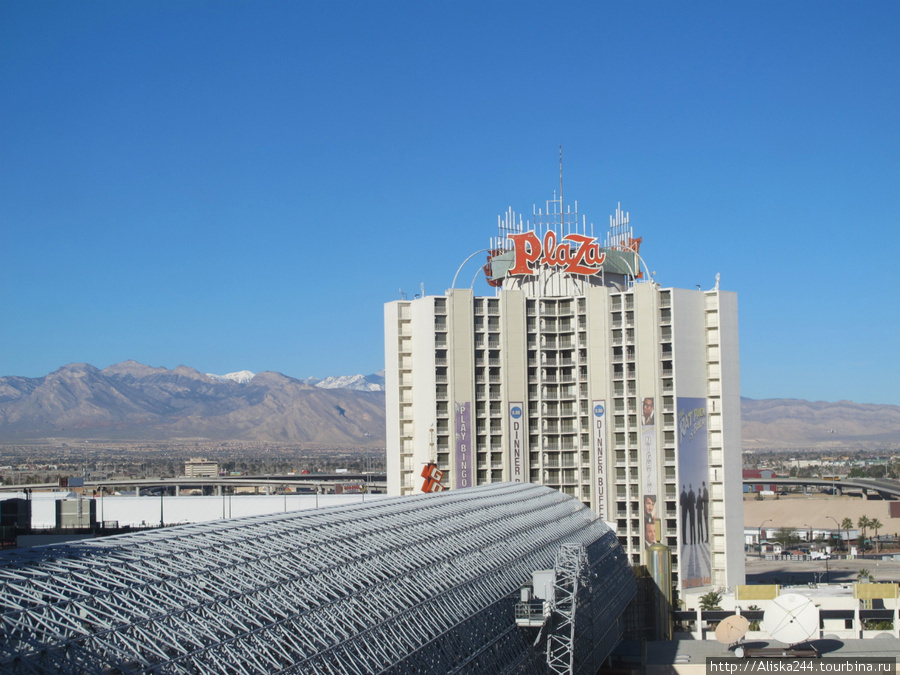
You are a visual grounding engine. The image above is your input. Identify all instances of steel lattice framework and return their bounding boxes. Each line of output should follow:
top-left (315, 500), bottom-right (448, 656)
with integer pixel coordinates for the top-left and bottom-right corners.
top-left (544, 539), bottom-right (636, 675)
top-left (0, 483), bottom-right (633, 674)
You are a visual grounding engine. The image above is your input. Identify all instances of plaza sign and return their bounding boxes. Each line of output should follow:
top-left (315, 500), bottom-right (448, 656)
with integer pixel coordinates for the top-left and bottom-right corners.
top-left (507, 230), bottom-right (607, 277)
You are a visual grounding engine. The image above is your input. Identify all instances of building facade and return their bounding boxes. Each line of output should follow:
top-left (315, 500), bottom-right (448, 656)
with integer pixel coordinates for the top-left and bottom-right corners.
top-left (384, 193), bottom-right (744, 589)
top-left (183, 458), bottom-right (219, 479)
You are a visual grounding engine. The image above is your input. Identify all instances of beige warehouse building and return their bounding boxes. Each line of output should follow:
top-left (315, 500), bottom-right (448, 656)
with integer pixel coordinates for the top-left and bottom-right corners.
top-left (384, 191), bottom-right (744, 590)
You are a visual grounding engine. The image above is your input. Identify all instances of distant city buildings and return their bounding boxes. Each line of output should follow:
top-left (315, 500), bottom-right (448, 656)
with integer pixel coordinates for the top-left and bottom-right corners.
top-left (385, 189), bottom-right (745, 589)
top-left (183, 457), bottom-right (218, 478)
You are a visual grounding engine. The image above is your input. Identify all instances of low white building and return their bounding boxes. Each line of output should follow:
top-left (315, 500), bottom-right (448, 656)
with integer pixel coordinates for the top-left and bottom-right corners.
top-left (681, 582), bottom-right (900, 642)
top-left (184, 457), bottom-right (219, 478)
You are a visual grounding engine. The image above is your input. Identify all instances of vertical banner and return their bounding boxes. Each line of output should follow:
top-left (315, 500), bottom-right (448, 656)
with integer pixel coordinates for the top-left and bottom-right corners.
top-left (592, 400), bottom-right (607, 520)
top-left (641, 397), bottom-right (659, 549)
top-left (509, 402), bottom-right (524, 482)
top-left (677, 397), bottom-right (710, 589)
top-left (455, 402), bottom-right (472, 488)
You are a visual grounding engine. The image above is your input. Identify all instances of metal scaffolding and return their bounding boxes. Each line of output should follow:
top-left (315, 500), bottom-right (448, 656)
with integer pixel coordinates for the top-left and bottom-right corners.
top-left (0, 483), bottom-right (633, 674)
top-left (543, 537), bottom-right (636, 675)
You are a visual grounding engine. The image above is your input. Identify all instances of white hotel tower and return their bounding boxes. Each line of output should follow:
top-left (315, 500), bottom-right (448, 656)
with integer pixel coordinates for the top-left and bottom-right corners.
top-left (384, 191), bottom-right (744, 590)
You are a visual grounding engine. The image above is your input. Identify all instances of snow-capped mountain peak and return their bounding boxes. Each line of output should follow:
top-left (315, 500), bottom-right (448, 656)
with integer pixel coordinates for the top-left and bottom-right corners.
top-left (206, 370), bottom-right (255, 384)
top-left (303, 372), bottom-right (385, 392)
top-left (203, 370), bottom-right (384, 390)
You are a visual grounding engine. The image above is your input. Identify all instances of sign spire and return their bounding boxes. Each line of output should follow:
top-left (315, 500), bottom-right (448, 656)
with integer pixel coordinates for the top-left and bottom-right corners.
top-left (558, 144), bottom-right (564, 227)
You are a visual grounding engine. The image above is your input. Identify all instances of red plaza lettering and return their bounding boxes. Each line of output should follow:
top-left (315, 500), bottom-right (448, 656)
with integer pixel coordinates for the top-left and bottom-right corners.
top-left (508, 231), bottom-right (607, 277)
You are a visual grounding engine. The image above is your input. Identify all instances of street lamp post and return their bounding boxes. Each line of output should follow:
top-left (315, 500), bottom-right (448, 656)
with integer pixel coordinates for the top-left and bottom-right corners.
top-left (759, 518), bottom-right (773, 557)
top-left (826, 516), bottom-right (842, 554)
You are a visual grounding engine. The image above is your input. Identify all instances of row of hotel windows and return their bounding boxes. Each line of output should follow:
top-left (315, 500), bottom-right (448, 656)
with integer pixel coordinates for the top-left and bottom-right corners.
top-left (408, 292), bottom-right (716, 569)
top-left (430, 290), bottom-right (673, 312)
top-left (427, 289), bottom-right (680, 430)
top-left (607, 294), bottom-right (676, 560)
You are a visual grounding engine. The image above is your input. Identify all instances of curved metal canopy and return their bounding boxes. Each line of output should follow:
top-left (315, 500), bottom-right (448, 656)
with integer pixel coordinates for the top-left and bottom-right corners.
top-left (1, 482), bottom-right (633, 674)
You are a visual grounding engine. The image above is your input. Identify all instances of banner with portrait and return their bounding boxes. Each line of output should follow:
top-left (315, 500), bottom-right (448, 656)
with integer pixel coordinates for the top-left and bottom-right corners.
top-left (677, 397), bottom-right (710, 589)
top-left (641, 396), bottom-right (659, 549)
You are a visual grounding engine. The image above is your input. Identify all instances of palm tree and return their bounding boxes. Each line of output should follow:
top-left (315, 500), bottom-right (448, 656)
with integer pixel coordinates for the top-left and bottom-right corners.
top-left (857, 515), bottom-right (869, 535)
top-left (698, 590), bottom-right (723, 611)
top-left (841, 517), bottom-right (853, 552)
top-left (870, 518), bottom-right (883, 553)
top-left (858, 516), bottom-right (871, 552)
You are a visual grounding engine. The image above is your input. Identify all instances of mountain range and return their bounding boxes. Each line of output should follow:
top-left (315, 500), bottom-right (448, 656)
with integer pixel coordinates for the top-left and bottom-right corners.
top-left (740, 397), bottom-right (900, 449)
top-left (0, 361), bottom-right (384, 444)
top-left (206, 369), bottom-right (385, 391)
top-left (1, 361), bottom-right (899, 448)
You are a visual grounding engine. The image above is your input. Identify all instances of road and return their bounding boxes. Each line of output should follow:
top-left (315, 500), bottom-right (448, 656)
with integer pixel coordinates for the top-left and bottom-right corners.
top-left (743, 476), bottom-right (900, 499)
top-left (746, 554), bottom-right (900, 585)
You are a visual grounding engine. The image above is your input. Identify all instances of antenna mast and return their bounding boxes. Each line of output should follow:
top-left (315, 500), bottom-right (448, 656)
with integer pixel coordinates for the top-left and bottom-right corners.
top-left (558, 144), bottom-right (564, 231)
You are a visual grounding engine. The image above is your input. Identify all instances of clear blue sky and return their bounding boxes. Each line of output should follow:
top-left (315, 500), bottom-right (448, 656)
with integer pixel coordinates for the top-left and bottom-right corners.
top-left (2, 1), bottom-right (898, 405)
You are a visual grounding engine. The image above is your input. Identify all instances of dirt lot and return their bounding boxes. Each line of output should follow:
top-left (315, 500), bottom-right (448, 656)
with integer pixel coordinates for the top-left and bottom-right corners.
top-left (743, 492), bottom-right (900, 536)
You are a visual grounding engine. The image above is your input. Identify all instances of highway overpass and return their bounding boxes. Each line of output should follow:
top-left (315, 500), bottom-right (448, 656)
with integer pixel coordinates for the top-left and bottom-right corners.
top-left (743, 476), bottom-right (900, 500)
top-left (0, 473), bottom-right (387, 495)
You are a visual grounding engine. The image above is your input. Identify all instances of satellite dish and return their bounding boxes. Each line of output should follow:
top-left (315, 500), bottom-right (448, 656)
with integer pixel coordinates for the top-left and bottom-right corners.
top-left (763, 593), bottom-right (819, 645)
top-left (715, 615), bottom-right (750, 645)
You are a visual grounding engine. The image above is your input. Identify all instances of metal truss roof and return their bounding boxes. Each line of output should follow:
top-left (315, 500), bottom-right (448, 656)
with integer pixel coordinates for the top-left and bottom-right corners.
top-left (0, 483), bottom-right (632, 674)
